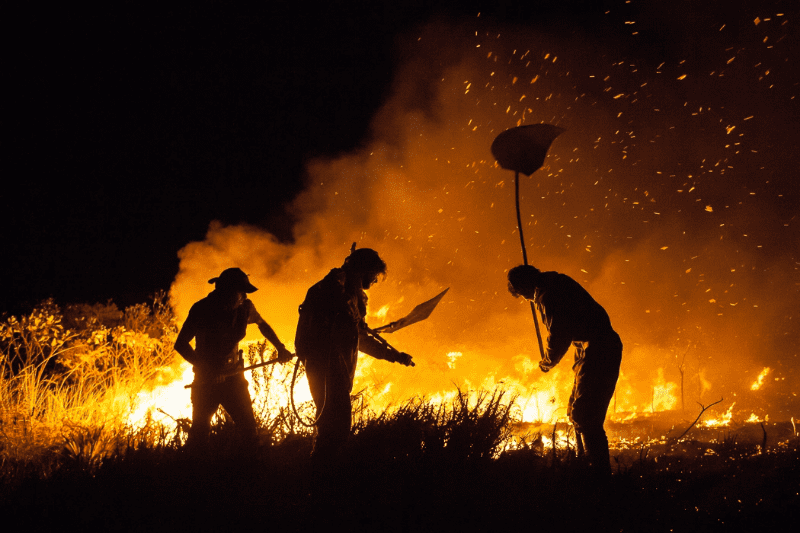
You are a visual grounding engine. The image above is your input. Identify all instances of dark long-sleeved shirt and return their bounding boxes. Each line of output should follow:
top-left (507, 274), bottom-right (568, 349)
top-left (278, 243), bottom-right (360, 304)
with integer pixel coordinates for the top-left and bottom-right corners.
top-left (295, 268), bottom-right (400, 385)
top-left (532, 271), bottom-right (617, 369)
top-left (174, 292), bottom-right (251, 371)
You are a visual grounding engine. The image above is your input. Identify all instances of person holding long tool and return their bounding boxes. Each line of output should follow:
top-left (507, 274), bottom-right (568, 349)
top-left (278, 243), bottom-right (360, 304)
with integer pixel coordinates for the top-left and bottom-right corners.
top-left (508, 265), bottom-right (622, 476)
top-left (493, 124), bottom-right (621, 476)
top-left (175, 267), bottom-right (293, 451)
top-left (295, 245), bottom-right (414, 466)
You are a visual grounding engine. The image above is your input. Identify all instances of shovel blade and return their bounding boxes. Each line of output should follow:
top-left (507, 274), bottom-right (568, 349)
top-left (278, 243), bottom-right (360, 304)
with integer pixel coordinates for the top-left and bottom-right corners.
top-left (374, 288), bottom-right (449, 333)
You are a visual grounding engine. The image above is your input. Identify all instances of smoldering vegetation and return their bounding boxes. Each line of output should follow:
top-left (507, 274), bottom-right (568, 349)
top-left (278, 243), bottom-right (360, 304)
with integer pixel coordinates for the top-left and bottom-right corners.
top-left (1, 298), bottom-right (798, 531)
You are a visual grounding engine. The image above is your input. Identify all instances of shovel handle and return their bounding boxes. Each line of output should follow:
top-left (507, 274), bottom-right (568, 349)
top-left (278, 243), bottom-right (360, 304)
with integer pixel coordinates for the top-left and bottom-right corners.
top-left (515, 170), bottom-right (545, 360)
top-left (184, 356), bottom-right (289, 388)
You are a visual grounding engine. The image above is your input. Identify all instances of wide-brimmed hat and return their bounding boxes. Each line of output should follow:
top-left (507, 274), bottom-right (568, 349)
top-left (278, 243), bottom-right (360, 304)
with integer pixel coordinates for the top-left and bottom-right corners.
top-left (208, 267), bottom-right (258, 293)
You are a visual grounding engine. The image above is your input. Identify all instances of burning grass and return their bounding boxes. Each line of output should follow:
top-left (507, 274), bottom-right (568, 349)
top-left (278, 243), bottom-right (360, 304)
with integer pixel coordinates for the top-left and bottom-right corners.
top-left (2, 297), bottom-right (798, 530)
top-left (0, 295), bottom-right (181, 478)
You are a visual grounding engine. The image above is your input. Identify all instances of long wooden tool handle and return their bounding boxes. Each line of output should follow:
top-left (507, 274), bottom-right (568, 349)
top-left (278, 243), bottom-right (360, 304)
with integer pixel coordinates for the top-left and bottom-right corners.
top-left (184, 356), bottom-right (286, 389)
top-left (515, 170), bottom-right (528, 265)
top-left (515, 170), bottom-right (545, 360)
top-left (242, 356), bottom-right (284, 373)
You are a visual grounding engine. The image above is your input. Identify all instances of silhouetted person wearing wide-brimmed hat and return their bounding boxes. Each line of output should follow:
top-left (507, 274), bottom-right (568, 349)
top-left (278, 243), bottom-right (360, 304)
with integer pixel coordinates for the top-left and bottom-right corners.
top-left (175, 267), bottom-right (293, 451)
top-left (295, 245), bottom-right (414, 467)
top-left (508, 265), bottom-right (622, 476)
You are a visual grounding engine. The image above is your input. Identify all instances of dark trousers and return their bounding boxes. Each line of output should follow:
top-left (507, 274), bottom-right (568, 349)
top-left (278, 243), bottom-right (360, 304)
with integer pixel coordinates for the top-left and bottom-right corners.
top-left (304, 357), bottom-right (353, 465)
top-left (568, 333), bottom-right (623, 473)
top-left (187, 373), bottom-right (257, 449)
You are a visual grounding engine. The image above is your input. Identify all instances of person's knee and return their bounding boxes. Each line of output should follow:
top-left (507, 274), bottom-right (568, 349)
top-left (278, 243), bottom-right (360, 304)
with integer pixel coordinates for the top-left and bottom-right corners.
top-left (581, 426), bottom-right (607, 443)
top-left (570, 408), bottom-right (596, 434)
top-left (190, 406), bottom-right (214, 434)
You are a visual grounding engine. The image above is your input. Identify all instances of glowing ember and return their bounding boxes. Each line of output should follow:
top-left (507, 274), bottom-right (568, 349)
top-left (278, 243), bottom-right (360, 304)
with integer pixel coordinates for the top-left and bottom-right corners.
top-left (750, 367), bottom-right (770, 391)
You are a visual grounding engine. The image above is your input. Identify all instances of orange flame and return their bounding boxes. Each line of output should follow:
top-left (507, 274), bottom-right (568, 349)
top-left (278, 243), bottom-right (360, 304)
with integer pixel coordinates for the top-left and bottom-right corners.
top-left (703, 402), bottom-right (735, 427)
top-left (750, 367), bottom-right (770, 391)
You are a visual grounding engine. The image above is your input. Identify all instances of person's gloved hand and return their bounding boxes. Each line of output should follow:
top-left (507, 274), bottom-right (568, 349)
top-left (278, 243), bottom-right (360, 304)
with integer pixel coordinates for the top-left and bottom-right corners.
top-left (276, 346), bottom-right (295, 363)
top-left (396, 352), bottom-right (415, 367)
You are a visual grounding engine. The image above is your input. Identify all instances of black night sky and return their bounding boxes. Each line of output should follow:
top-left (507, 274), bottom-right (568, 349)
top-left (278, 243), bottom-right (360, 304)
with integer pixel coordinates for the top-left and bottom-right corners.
top-left (5, 1), bottom-right (406, 312)
top-left (5, 1), bottom-right (509, 312)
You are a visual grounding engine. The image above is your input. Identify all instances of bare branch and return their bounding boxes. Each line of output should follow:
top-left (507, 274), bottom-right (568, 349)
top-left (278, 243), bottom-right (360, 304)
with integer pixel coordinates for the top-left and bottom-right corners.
top-left (675, 398), bottom-right (724, 442)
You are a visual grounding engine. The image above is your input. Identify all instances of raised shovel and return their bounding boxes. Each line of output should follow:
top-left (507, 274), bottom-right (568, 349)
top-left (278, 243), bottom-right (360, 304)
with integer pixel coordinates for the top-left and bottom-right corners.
top-left (491, 124), bottom-right (564, 361)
